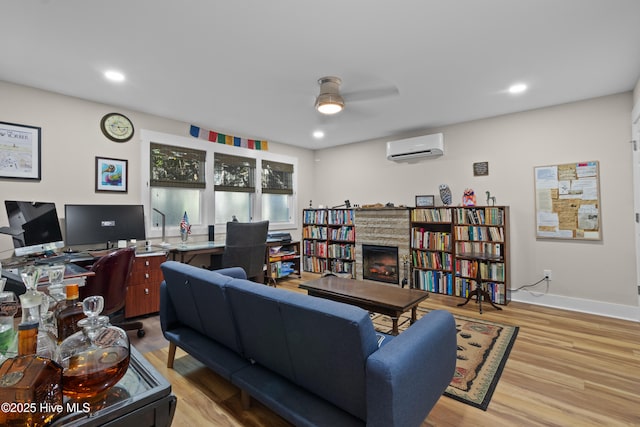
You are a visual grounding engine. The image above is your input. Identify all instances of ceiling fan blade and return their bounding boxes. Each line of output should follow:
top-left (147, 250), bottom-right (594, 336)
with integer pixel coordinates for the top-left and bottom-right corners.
top-left (342, 86), bottom-right (399, 102)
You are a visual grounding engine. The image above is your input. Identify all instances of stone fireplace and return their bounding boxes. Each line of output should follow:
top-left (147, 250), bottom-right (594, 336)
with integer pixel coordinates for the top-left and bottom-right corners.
top-left (354, 208), bottom-right (410, 285)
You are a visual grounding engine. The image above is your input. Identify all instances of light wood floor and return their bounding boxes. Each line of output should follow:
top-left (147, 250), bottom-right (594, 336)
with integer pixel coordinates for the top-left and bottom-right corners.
top-left (131, 273), bottom-right (640, 427)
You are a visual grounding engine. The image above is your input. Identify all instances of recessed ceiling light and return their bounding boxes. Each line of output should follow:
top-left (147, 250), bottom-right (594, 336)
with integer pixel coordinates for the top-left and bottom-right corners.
top-left (104, 70), bottom-right (125, 82)
top-left (508, 83), bottom-right (527, 94)
top-left (313, 130), bottom-right (325, 139)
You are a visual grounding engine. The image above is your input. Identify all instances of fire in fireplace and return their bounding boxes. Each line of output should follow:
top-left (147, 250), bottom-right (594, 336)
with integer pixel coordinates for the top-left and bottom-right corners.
top-left (362, 244), bottom-right (399, 284)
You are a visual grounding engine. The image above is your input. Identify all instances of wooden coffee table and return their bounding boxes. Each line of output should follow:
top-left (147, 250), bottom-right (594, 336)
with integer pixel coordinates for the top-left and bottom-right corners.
top-left (299, 276), bottom-right (429, 335)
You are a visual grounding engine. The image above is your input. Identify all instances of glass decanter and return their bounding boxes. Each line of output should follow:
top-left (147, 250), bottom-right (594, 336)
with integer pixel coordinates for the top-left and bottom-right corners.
top-left (57, 295), bottom-right (130, 399)
top-left (46, 263), bottom-right (67, 303)
top-left (19, 265), bottom-right (43, 325)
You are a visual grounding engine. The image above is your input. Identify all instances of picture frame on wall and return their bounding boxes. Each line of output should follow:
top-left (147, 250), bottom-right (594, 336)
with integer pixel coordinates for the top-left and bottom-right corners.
top-left (415, 195), bottom-right (435, 207)
top-left (0, 121), bottom-right (42, 180)
top-left (95, 156), bottom-right (128, 193)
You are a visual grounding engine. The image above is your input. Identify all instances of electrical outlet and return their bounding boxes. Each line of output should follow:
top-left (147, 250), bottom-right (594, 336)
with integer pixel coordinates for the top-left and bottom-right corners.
top-left (543, 269), bottom-right (552, 280)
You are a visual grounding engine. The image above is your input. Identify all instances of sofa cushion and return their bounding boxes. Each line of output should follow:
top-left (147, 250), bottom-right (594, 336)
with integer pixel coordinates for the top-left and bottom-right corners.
top-left (160, 261), bottom-right (242, 354)
top-left (225, 278), bottom-right (379, 420)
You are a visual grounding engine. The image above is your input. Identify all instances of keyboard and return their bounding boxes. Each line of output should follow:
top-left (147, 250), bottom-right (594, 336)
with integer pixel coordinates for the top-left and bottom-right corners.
top-left (34, 252), bottom-right (93, 265)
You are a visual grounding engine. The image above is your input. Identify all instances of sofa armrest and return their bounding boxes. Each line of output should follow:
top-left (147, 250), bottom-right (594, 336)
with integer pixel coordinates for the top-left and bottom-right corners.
top-left (213, 267), bottom-right (247, 280)
top-left (159, 280), bottom-right (178, 334)
top-left (365, 310), bottom-right (457, 427)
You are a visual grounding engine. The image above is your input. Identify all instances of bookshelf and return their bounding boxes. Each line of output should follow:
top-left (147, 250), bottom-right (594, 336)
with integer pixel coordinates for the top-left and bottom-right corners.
top-left (410, 206), bottom-right (510, 305)
top-left (266, 240), bottom-right (301, 285)
top-left (302, 208), bottom-right (356, 277)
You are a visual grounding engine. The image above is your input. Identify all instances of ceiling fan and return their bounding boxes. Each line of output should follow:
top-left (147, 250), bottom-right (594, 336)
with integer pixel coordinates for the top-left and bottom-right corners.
top-left (315, 76), bottom-right (399, 115)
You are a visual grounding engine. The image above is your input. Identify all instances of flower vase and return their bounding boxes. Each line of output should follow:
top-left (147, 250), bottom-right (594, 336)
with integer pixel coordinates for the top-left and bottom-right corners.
top-left (180, 230), bottom-right (189, 247)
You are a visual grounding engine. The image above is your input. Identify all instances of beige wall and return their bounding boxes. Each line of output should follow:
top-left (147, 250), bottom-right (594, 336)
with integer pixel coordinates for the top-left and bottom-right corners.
top-left (1, 81), bottom-right (637, 319)
top-left (0, 81), bottom-right (315, 254)
top-left (313, 92), bottom-right (637, 318)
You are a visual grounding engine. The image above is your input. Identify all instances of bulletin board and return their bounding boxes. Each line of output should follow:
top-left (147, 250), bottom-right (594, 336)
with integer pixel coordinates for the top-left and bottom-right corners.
top-left (534, 161), bottom-right (601, 240)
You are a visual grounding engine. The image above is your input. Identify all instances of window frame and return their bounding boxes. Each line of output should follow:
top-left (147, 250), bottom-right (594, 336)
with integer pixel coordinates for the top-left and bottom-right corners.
top-left (141, 129), bottom-right (297, 239)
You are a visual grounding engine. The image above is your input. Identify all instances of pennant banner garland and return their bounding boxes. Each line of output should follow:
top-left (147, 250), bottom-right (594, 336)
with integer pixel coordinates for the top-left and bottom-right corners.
top-left (189, 125), bottom-right (269, 151)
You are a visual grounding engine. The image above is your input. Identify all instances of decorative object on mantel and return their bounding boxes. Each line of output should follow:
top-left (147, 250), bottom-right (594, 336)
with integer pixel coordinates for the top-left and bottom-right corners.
top-left (439, 184), bottom-right (453, 206)
top-left (189, 125), bottom-right (269, 151)
top-left (486, 191), bottom-right (497, 206)
top-left (462, 188), bottom-right (476, 206)
top-left (415, 195), bottom-right (435, 207)
top-left (332, 200), bottom-right (351, 209)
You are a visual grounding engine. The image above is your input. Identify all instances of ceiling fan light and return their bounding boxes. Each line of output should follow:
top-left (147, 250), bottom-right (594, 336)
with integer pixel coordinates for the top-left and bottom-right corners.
top-left (316, 93), bottom-right (344, 115)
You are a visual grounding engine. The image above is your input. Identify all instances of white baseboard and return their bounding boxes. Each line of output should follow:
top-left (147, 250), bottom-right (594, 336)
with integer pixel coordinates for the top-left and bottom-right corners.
top-left (511, 290), bottom-right (640, 322)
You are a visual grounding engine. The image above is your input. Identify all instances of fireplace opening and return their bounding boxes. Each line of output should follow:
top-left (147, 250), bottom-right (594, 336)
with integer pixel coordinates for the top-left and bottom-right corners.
top-left (362, 244), bottom-right (399, 284)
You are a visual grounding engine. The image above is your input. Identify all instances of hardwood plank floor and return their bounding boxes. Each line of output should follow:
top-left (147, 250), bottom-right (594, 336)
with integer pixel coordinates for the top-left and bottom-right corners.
top-left (134, 272), bottom-right (640, 427)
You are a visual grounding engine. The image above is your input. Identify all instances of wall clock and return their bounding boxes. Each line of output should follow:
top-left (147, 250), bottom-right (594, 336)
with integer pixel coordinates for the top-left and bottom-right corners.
top-left (100, 113), bottom-right (134, 142)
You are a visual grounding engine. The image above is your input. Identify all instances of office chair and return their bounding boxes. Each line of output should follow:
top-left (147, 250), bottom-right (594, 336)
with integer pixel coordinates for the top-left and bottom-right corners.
top-left (221, 220), bottom-right (269, 283)
top-left (79, 247), bottom-right (145, 337)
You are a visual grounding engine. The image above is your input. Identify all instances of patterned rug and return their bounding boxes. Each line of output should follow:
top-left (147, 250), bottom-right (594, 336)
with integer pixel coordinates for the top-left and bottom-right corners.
top-left (370, 307), bottom-right (518, 410)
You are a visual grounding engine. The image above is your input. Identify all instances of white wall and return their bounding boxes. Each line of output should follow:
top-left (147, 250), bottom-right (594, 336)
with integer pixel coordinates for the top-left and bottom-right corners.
top-left (0, 81), bottom-right (315, 255)
top-left (313, 92), bottom-right (638, 319)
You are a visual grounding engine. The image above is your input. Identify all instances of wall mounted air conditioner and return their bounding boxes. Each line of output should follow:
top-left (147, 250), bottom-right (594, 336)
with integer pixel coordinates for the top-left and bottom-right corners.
top-left (386, 133), bottom-right (444, 161)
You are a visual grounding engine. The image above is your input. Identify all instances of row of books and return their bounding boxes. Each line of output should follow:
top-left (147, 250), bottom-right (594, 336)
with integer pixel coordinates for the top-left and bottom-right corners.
top-left (455, 241), bottom-right (502, 257)
top-left (411, 208), bottom-right (453, 223)
top-left (269, 261), bottom-right (296, 278)
top-left (329, 226), bottom-right (355, 242)
top-left (328, 243), bottom-right (355, 260)
top-left (328, 209), bottom-right (355, 225)
top-left (454, 278), bottom-right (508, 305)
top-left (411, 228), bottom-right (452, 251)
top-left (303, 210), bottom-right (327, 224)
top-left (413, 271), bottom-right (507, 304)
top-left (330, 259), bottom-right (355, 275)
top-left (456, 259), bottom-right (505, 281)
top-left (303, 240), bottom-right (327, 257)
top-left (412, 249), bottom-right (453, 271)
top-left (455, 207), bottom-right (504, 225)
top-left (454, 226), bottom-right (504, 242)
top-left (303, 256), bottom-right (327, 273)
top-left (302, 225), bottom-right (327, 240)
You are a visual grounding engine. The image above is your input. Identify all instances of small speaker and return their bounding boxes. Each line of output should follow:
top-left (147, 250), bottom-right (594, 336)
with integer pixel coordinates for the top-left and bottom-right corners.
top-left (208, 225), bottom-right (215, 242)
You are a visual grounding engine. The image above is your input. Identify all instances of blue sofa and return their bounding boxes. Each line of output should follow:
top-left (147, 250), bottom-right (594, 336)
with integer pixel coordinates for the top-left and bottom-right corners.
top-left (160, 261), bottom-right (457, 427)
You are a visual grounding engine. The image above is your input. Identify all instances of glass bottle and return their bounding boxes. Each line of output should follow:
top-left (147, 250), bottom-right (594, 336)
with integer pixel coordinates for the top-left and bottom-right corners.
top-left (46, 263), bottom-right (67, 302)
top-left (55, 283), bottom-right (86, 343)
top-left (0, 355), bottom-right (63, 427)
top-left (57, 295), bottom-right (130, 399)
top-left (0, 290), bottom-right (19, 361)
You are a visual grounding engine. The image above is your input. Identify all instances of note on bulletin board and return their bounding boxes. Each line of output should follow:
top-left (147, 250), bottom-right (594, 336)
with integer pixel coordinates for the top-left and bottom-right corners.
top-left (534, 161), bottom-right (601, 240)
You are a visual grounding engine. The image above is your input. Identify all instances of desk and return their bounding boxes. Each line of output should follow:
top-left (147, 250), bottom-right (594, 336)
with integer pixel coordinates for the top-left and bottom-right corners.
top-left (168, 241), bottom-right (225, 264)
top-left (50, 345), bottom-right (176, 426)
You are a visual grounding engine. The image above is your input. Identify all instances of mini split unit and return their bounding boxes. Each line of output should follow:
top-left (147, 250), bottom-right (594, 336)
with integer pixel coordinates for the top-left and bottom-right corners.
top-left (386, 133), bottom-right (444, 161)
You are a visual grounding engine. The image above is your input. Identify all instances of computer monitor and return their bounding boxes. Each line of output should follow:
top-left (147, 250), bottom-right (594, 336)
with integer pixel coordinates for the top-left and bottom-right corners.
top-left (4, 201), bottom-right (65, 257)
top-left (64, 204), bottom-right (146, 248)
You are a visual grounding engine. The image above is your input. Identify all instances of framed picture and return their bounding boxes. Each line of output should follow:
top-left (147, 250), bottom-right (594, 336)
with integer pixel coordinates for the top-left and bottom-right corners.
top-left (95, 157), bottom-right (128, 193)
top-left (415, 195), bottom-right (435, 207)
top-left (0, 121), bottom-right (41, 180)
top-left (473, 161), bottom-right (489, 176)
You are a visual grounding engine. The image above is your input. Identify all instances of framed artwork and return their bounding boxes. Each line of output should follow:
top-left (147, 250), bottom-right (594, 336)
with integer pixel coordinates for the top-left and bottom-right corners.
top-left (95, 157), bottom-right (128, 193)
top-left (415, 195), bottom-right (435, 207)
top-left (473, 161), bottom-right (489, 176)
top-left (0, 121), bottom-right (41, 180)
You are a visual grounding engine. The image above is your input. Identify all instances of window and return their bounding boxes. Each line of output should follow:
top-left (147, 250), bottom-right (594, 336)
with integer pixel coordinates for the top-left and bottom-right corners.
top-left (261, 160), bottom-right (294, 223)
top-left (149, 143), bottom-right (206, 230)
top-left (141, 130), bottom-right (297, 239)
top-left (214, 154), bottom-right (256, 223)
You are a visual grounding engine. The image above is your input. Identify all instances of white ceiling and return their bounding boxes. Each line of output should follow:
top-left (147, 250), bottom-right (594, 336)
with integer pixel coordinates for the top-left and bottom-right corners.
top-left (2, 1), bottom-right (640, 150)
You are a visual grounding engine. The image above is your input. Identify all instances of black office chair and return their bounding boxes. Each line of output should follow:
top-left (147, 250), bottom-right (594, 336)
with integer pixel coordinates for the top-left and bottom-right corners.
top-left (221, 220), bottom-right (269, 283)
top-left (79, 247), bottom-right (145, 337)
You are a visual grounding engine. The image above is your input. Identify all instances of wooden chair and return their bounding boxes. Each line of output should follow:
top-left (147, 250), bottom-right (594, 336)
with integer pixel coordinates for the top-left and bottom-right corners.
top-left (79, 247), bottom-right (145, 337)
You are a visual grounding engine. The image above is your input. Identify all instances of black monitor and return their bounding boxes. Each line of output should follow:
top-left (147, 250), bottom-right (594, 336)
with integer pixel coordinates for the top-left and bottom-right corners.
top-left (64, 204), bottom-right (146, 248)
top-left (4, 201), bottom-right (65, 257)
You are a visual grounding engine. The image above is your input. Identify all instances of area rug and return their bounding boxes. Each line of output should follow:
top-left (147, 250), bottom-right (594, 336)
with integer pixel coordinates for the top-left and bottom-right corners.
top-left (370, 307), bottom-right (518, 410)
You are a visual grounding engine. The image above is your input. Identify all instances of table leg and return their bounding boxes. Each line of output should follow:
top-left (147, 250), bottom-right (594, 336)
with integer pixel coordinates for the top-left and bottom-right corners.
top-left (391, 317), bottom-right (399, 335)
top-left (410, 306), bottom-right (418, 324)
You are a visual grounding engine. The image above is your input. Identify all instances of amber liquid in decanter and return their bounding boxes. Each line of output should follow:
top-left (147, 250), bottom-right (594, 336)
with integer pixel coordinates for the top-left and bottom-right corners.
top-left (0, 355), bottom-right (63, 427)
top-left (55, 283), bottom-right (86, 343)
top-left (62, 345), bottom-right (129, 400)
